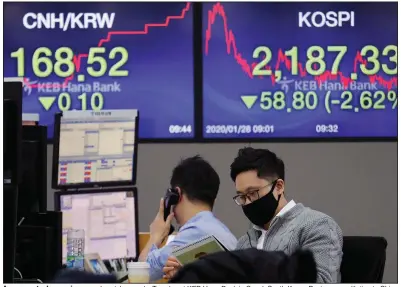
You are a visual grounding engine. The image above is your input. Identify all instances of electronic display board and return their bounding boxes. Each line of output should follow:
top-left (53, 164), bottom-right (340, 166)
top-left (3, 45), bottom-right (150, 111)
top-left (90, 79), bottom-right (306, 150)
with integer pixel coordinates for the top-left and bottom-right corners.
top-left (202, 2), bottom-right (397, 139)
top-left (4, 2), bottom-right (194, 140)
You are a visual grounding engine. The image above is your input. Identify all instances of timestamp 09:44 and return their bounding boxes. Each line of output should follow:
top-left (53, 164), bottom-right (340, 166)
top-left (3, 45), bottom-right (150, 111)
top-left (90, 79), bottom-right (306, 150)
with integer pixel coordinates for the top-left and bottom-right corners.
top-left (169, 125), bottom-right (193, 134)
top-left (205, 125), bottom-right (275, 135)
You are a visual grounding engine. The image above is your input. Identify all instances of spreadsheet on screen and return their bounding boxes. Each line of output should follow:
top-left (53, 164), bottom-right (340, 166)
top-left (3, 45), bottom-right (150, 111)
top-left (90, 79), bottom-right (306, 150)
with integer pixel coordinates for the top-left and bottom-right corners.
top-left (57, 116), bottom-right (136, 185)
top-left (60, 191), bottom-right (137, 262)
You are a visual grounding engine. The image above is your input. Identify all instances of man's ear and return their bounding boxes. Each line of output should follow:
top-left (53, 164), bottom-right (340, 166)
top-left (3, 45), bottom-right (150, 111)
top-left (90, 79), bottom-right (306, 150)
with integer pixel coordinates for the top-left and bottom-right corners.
top-left (275, 179), bottom-right (285, 195)
top-left (175, 187), bottom-right (183, 201)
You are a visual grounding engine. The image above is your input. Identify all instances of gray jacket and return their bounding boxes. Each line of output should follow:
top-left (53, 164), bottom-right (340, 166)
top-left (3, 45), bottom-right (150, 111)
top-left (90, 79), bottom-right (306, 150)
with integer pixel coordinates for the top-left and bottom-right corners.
top-left (236, 203), bottom-right (343, 283)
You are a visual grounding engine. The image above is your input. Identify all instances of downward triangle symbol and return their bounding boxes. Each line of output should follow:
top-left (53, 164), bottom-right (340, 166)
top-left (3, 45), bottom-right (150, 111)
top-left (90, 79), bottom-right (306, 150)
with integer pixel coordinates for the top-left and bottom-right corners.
top-left (240, 95), bottom-right (258, 109)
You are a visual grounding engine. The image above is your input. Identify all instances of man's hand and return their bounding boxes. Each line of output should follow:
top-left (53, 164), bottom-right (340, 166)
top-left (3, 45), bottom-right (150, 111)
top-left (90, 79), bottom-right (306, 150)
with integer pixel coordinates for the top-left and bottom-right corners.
top-left (163, 256), bottom-right (182, 280)
top-left (149, 198), bottom-right (174, 247)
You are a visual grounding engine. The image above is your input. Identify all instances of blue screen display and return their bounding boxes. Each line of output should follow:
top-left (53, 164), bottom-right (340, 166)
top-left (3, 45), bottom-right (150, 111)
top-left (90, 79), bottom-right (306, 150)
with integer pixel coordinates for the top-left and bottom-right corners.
top-left (202, 2), bottom-right (397, 139)
top-left (4, 2), bottom-right (194, 139)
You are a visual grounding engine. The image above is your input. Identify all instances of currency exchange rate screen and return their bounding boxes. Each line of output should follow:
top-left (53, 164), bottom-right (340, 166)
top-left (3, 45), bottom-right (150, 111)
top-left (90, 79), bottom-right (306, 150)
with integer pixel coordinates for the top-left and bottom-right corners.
top-left (202, 2), bottom-right (398, 139)
top-left (4, 2), bottom-right (194, 140)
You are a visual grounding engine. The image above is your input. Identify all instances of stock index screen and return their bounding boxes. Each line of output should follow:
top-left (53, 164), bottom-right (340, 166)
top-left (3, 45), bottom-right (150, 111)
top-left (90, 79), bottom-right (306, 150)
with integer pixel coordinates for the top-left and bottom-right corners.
top-left (202, 2), bottom-right (398, 139)
top-left (4, 2), bottom-right (194, 140)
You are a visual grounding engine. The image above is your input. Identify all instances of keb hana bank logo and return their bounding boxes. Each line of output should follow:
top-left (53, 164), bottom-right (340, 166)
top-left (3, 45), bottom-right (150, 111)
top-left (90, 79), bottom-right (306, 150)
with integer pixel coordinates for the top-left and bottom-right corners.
top-left (23, 78), bottom-right (121, 95)
top-left (276, 77), bottom-right (378, 92)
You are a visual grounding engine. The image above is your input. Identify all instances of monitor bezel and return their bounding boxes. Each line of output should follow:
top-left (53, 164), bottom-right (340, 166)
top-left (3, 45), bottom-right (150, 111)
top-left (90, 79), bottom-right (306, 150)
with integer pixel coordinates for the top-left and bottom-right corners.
top-left (54, 187), bottom-right (140, 262)
top-left (51, 112), bottom-right (139, 190)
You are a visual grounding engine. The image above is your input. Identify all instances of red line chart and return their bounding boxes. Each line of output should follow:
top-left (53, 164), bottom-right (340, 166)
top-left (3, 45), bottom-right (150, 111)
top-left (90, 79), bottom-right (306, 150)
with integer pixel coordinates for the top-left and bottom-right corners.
top-left (24, 2), bottom-right (397, 90)
top-left (25, 2), bottom-right (191, 88)
top-left (205, 2), bottom-right (397, 90)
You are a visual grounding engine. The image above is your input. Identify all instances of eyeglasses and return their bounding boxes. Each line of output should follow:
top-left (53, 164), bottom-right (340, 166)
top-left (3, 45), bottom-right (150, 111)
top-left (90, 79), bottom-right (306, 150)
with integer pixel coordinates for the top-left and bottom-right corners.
top-left (233, 184), bottom-right (270, 206)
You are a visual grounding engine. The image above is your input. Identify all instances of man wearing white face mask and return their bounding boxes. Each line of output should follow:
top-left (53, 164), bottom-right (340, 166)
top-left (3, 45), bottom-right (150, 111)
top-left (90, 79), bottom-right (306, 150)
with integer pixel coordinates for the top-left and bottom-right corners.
top-left (164, 148), bottom-right (343, 283)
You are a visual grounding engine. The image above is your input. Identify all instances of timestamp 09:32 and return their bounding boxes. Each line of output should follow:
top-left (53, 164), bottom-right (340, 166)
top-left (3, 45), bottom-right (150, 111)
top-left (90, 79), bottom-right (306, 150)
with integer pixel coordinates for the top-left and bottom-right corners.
top-left (315, 124), bottom-right (339, 134)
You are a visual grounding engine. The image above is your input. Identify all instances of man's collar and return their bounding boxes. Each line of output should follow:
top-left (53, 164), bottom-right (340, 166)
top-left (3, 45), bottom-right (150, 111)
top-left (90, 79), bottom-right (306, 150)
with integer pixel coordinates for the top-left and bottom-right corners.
top-left (276, 200), bottom-right (296, 217)
top-left (179, 210), bottom-right (213, 230)
top-left (253, 200), bottom-right (296, 231)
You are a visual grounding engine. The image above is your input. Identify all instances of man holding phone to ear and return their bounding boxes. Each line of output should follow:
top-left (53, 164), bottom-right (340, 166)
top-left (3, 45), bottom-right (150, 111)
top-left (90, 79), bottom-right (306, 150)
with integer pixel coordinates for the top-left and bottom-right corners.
top-left (138, 155), bottom-right (237, 282)
top-left (164, 148), bottom-right (343, 283)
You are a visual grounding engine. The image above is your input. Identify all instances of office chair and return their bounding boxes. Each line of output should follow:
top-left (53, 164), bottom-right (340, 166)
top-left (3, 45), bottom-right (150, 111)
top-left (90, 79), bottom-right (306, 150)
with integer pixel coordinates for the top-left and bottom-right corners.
top-left (341, 236), bottom-right (387, 283)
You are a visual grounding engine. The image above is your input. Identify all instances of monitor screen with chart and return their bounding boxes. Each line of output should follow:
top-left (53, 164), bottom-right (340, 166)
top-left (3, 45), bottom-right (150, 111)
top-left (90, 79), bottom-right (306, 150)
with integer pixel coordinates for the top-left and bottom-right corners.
top-left (52, 110), bottom-right (138, 188)
top-left (4, 2), bottom-right (194, 140)
top-left (56, 189), bottom-right (138, 263)
top-left (202, 2), bottom-right (397, 140)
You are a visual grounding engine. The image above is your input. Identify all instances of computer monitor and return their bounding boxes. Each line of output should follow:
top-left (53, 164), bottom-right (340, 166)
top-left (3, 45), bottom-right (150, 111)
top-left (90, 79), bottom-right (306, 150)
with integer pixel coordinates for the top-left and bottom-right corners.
top-left (16, 226), bottom-right (54, 282)
top-left (3, 185), bottom-right (19, 283)
top-left (52, 110), bottom-right (139, 189)
top-left (4, 82), bottom-right (22, 185)
top-left (3, 80), bottom-right (22, 283)
top-left (16, 211), bottom-right (62, 282)
top-left (54, 188), bottom-right (139, 263)
top-left (19, 125), bottom-right (47, 216)
top-left (17, 211), bottom-right (63, 280)
top-left (22, 113), bottom-right (39, 126)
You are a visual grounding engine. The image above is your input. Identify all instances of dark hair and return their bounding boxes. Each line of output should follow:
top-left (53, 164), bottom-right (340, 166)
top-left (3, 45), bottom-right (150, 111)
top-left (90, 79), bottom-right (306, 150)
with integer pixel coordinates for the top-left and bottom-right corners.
top-left (230, 147), bottom-right (285, 182)
top-left (170, 155), bottom-right (220, 208)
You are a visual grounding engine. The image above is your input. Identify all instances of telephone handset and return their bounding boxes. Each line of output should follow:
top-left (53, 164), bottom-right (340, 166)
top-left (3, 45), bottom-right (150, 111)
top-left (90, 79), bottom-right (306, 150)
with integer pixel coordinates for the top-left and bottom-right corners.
top-left (163, 188), bottom-right (180, 235)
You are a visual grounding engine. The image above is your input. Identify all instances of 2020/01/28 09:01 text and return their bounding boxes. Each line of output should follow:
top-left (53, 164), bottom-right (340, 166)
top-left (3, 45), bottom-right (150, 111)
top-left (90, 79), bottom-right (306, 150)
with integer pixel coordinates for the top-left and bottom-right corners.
top-left (205, 125), bottom-right (275, 135)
